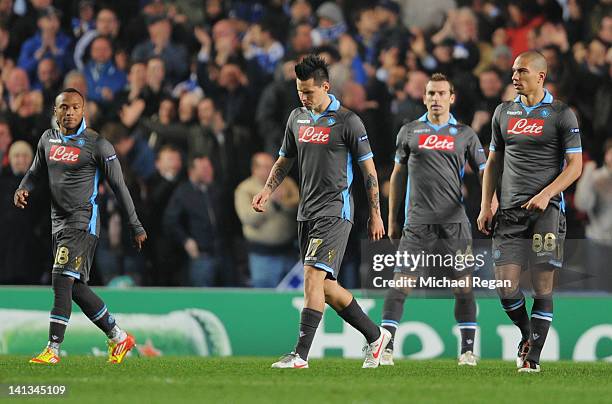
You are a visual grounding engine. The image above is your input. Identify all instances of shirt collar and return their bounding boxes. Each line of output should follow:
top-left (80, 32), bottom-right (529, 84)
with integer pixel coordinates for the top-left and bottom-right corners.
top-left (418, 113), bottom-right (457, 125)
top-left (514, 89), bottom-right (553, 105)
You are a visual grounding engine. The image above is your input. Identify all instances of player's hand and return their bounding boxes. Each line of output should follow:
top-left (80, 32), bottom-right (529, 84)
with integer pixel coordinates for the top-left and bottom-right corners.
top-left (388, 222), bottom-right (401, 240)
top-left (368, 215), bottom-right (385, 241)
top-left (477, 206), bottom-right (494, 235)
top-left (252, 189), bottom-right (271, 212)
top-left (521, 191), bottom-right (551, 212)
top-left (134, 231), bottom-right (147, 252)
top-left (14, 188), bottom-right (29, 209)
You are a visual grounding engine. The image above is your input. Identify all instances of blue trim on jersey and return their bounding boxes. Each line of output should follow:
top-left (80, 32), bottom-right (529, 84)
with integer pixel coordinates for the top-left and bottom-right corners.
top-left (278, 150), bottom-right (287, 157)
top-left (314, 262), bottom-right (335, 274)
top-left (489, 144), bottom-right (496, 151)
top-left (460, 165), bottom-right (465, 179)
top-left (88, 169), bottom-right (99, 235)
top-left (341, 152), bottom-right (353, 220)
top-left (50, 314), bottom-right (70, 322)
top-left (478, 163), bottom-right (486, 170)
top-left (61, 270), bottom-right (81, 279)
top-left (403, 175), bottom-right (411, 227)
top-left (357, 152), bottom-right (374, 162)
top-left (418, 113), bottom-right (458, 131)
top-left (560, 191), bottom-right (566, 213)
top-left (565, 147), bottom-right (582, 153)
top-left (514, 90), bottom-right (553, 115)
top-left (308, 94), bottom-right (341, 123)
top-left (61, 118), bottom-right (88, 141)
top-left (394, 156), bottom-right (402, 164)
top-left (458, 322), bottom-right (478, 326)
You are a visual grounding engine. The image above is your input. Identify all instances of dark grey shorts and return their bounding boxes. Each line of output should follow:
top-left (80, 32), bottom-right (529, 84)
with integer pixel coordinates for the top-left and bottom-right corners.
top-left (493, 204), bottom-right (566, 269)
top-left (298, 217), bottom-right (352, 280)
top-left (394, 223), bottom-right (474, 279)
top-left (52, 228), bottom-right (98, 282)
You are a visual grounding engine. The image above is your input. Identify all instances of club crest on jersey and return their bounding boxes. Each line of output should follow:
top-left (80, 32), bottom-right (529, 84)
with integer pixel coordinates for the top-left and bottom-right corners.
top-left (326, 118), bottom-right (336, 126)
top-left (507, 118), bottom-right (544, 136)
top-left (540, 109), bottom-right (550, 118)
top-left (298, 126), bottom-right (330, 144)
top-left (49, 145), bottom-right (80, 163)
top-left (418, 134), bottom-right (455, 151)
top-left (76, 138), bottom-right (86, 146)
top-left (449, 127), bottom-right (458, 135)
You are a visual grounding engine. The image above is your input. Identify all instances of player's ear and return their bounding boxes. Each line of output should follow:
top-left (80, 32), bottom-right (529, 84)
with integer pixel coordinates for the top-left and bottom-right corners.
top-left (450, 93), bottom-right (456, 104)
top-left (322, 81), bottom-right (330, 93)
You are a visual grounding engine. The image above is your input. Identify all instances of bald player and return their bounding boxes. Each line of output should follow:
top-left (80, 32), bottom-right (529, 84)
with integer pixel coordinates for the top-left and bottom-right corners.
top-left (478, 51), bottom-right (582, 373)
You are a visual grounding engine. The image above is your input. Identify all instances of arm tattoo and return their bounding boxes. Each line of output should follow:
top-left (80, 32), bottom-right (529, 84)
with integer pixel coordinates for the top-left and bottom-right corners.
top-left (264, 163), bottom-right (289, 192)
top-left (366, 174), bottom-right (378, 190)
top-left (369, 191), bottom-right (380, 211)
top-left (366, 174), bottom-right (380, 211)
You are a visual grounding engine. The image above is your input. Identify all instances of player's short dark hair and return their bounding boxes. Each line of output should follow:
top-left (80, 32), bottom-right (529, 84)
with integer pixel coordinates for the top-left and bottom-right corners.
top-left (56, 88), bottom-right (85, 104)
top-left (295, 54), bottom-right (329, 84)
top-left (429, 73), bottom-right (454, 94)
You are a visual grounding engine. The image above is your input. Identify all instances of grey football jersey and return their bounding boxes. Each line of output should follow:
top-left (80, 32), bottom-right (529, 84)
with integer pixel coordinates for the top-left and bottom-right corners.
top-left (395, 113), bottom-right (486, 225)
top-left (280, 94), bottom-right (373, 222)
top-left (489, 90), bottom-right (582, 210)
top-left (19, 120), bottom-right (144, 237)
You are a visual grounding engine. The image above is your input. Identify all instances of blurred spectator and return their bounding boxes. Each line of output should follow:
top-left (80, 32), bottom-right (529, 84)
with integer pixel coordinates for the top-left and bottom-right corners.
top-left (18, 7), bottom-right (73, 81)
top-left (74, 8), bottom-right (121, 71)
top-left (145, 145), bottom-right (184, 286)
top-left (164, 155), bottom-right (223, 287)
top-left (0, 140), bottom-right (49, 284)
top-left (242, 17), bottom-right (284, 77)
top-left (33, 58), bottom-right (60, 112)
top-left (375, 0), bottom-right (409, 51)
top-left (95, 122), bottom-right (149, 285)
top-left (256, 57), bottom-right (301, 154)
top-left (312, 2), bottom-right (346, 46)
top-left (0, 118), bottom-right (11, 174)
top-left (431, 7), bottom-right (481, 73)
top-left (472, 67), bottom-right (503, 143)
top-left (235, 152), bottom-right (299, 288)
top-left (132, 15), bottom-right (188, 85)
top-left (392, 69), bottom-right (428, 133)
top-left (504, 1), bottom-right (545, 58)
top-left (71, 0), bottom-right (95, 39)
top-left (398, 0), bottom-right (456, 32)
top-left (353, 6), bottom-right (380, 70)
top-left (82, 36), bottom-right (127, 106)
top-left (288, 21), bottom-right (313, 55)
top-left (575, 140), bottom-right (612, 292)
top-left (3, 67), bottom-right (30, 113)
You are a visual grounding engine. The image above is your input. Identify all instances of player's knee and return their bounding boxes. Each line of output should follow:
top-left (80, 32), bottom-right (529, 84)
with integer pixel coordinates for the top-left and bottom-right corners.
top-left (303, 266), bottom-right (325, 291)
top-left (497, 284), bottom-right (520, 299)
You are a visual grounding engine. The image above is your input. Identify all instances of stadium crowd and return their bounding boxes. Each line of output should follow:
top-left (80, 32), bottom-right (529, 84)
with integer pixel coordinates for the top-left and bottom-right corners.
top-left (0, 0), bottom-right (610, 288)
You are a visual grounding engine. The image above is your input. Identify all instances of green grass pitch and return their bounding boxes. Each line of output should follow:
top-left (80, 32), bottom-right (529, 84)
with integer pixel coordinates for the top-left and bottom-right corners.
top-left (1, 356), bottom-right (610, 403)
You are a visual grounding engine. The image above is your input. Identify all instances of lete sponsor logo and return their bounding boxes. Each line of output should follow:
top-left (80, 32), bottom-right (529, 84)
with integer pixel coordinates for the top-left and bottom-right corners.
top-left (418, 134), bottom-right (455, 151)
top-left (49, 145), bottom-right (80, 163)
top-left (298, 126), bottom-right (330, 144)
top-left (507, 118), bottom-right (544, 136)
